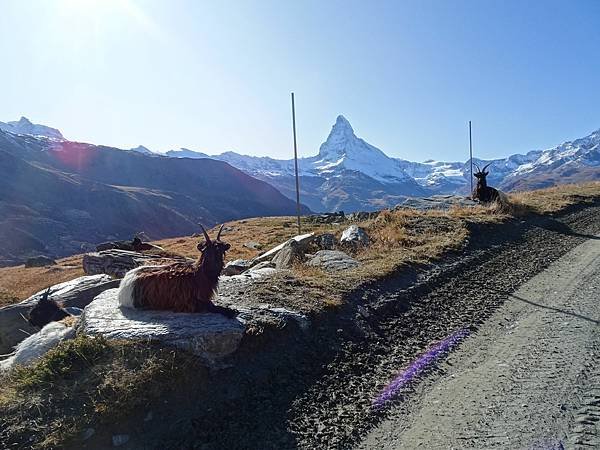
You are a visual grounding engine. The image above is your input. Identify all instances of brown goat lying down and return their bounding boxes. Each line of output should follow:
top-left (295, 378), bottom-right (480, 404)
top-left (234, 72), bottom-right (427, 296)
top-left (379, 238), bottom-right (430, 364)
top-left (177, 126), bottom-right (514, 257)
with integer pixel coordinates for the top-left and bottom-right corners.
top-left (117, 224), bottom-right (236, 318)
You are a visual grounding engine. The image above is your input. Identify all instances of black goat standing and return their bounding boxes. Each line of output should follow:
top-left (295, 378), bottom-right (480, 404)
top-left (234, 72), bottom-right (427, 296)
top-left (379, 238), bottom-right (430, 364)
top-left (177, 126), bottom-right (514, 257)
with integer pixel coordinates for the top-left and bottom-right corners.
top-left (471, 162), bottom-right (500, 203)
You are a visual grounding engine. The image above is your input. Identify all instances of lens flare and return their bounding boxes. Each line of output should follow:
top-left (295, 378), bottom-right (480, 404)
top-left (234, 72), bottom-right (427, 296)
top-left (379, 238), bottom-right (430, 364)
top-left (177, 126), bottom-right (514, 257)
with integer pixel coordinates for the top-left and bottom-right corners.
top-left (373, 327), bottom-right (470, 410)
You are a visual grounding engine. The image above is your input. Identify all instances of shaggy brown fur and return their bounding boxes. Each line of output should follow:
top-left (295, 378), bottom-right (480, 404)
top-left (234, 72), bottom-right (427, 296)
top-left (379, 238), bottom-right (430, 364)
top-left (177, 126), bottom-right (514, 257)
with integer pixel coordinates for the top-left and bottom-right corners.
top-left (129, 225), bottom-right (234, 316)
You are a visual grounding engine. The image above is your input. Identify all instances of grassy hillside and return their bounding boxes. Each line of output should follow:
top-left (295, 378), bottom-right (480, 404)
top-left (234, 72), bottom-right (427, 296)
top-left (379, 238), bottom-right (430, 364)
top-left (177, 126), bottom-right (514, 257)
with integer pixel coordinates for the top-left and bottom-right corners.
top-left (2, 182), bottom-right (598, 308)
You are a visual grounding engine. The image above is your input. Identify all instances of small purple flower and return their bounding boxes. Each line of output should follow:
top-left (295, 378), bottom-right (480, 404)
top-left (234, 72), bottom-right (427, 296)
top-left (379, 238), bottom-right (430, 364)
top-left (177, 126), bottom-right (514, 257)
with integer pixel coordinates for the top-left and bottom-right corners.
top-left (373, 327), bottom-right (469, 410)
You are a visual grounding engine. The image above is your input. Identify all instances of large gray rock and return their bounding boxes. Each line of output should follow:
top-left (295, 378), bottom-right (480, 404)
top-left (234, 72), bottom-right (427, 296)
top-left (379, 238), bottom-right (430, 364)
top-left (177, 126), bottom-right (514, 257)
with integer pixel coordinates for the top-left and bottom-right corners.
top-left (271, 240), bottom-right (303, 269)
top-left (347, 211), bottom-right (380, 222)
top-left (340, 225), bottom-right (370, 248)
top-left (0, 322), bottom-right (75, 372)
top-left (398, 195), bottom-right (478, 211)
top-left (80, 289), bottom-right (245, 366)
top-left (82, 250), bottom-right (154, 278)
top-left (83, 250), bottom-right (192, 278)
top-left (0, 275), bottom-right (118, 354)
top-left (253, 233), bottom-right (315, 264)
top-left (307, 250), bottom-right (359, 271)
top-left (222, 259), bottom-right (253, 276)
top-left (314, 233), bottom-right (338, 250)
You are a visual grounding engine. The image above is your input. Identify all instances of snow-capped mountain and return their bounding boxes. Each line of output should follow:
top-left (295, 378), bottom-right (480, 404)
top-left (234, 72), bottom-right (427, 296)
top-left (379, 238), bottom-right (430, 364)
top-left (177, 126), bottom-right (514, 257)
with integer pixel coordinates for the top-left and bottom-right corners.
top-left (167, 115), bottom-right (426, 211)
top-left (5, 114), bottom-right (598, 212)
top-left (0, 116), bottom-right (64, 140)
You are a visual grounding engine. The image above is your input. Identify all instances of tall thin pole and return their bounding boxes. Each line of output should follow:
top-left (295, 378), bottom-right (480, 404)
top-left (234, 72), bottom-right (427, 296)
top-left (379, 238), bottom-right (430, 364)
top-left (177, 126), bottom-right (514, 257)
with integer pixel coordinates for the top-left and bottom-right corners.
top-left (291, 92), bottom-right (301, 234)
top-left (469, 120), bottom-right (473, 195)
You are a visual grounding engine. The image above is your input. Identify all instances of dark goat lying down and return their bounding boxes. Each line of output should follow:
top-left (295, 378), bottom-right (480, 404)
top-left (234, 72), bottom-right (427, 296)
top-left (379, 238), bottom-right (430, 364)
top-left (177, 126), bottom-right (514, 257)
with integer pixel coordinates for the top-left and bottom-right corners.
top-left (117, 224), bottom-right (236, 318)
top-left (472, 162), bottom-right (502, 203)
top-left (28, 289), bottom-right (82, 328)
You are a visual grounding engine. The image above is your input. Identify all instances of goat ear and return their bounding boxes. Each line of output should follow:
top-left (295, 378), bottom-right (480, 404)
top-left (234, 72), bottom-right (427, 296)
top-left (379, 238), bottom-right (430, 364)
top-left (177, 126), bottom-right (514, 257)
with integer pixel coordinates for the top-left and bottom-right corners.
top-left (197, 242), bottom-right (207, 251)
top-left (484, 171), bottom-right (489, 176)
top-left (223, 243), bottom-right (231, 251)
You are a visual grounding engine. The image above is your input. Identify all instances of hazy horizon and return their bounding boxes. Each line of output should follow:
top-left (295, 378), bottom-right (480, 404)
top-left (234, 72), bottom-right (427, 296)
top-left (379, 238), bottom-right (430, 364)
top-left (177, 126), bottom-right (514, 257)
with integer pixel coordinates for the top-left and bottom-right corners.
top-left (1, 0), bottom-right (599, 162)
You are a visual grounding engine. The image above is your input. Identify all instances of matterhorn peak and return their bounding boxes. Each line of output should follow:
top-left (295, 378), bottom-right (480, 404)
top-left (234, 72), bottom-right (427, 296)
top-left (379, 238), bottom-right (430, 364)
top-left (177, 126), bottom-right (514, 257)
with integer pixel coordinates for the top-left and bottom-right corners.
top-left (330, 115), bottom-right (355, 138)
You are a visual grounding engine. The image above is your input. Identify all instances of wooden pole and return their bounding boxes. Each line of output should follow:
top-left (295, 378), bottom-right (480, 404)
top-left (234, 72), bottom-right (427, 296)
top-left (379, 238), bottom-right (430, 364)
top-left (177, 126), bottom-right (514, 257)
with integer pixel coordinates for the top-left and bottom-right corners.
top-left (469, 120), bottom-right (473, 195)
top-left (291, 92), bottom-right (301, 234)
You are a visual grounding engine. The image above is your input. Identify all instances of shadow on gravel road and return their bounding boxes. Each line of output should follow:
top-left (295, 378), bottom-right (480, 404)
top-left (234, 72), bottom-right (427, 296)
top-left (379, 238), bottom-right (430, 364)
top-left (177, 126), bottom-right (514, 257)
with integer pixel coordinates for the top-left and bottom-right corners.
top-left (511, 293), bottom-right (600, 325)
top-left (536, 218), bottom-right (600, 240)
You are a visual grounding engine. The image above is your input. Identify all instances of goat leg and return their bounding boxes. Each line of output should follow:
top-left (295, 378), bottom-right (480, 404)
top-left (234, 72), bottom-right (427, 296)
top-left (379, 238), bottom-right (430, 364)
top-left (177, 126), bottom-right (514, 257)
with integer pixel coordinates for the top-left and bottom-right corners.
top-left (197, 301), bottom-right (238, 319)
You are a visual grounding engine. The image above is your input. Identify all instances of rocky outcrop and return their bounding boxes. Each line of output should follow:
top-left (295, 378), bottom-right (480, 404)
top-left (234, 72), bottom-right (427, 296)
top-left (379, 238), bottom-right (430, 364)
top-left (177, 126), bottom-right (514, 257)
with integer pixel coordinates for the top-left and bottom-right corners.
top-left (253, 233), bottom-right (315, 264)
top-left (82, 250), bottom-right (192, 278)
top-left (340, 225), bottom-right (370, 249)
top-left (80, 289), bottom-right (246, 367)
top-left (24, 256), bottom-right (57, 268)
top-left (222, 259), bottom-right (253, 276)
top-left (305, 211), bottom-right (346, 224)
top-left (271, 240), bottom-right (304, 269)
top-left (0, 322), bottom-right (75, 372)
top-left (314, 233), bottom-right (338, 250)
top-left (95, 238), bottom-right (163, 253)
top-left (0, 275), bottom-right (118, 353)
top-left (398, 195), bottom-right (477, 210)
top-left (307, 250), bottom-right (359, 271)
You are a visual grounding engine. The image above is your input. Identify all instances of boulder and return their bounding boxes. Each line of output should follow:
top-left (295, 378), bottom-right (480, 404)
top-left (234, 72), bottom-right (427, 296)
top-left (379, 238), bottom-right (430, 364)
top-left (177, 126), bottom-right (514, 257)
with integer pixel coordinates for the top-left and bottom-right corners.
top-left (271, 240), bottom-right (304, 269)
top-left (80, 289), bottom-right (245, 367)
top-left (243, 241), bottom-right (263, 250)
top-left (249, 261), bottom-right (275, 271)
top-left (95, 237), bottom-right (163, 253)
top-left (82, 249), bottom-right (185, 278)
top-left (0, 322), bottom-right (75, 372)
top-left (307, 250), bottom-right (359, 271)
top-left (253, 233), bottom-right (315, 264)
top-left (305, 211), bottom-right (345, 224)
top-left (0, 275), bottom-right (118, 354)
top-left (24, 255), bottom-right (56, 268)
top-left (397, 195), bottom-right (478, 211)
top-left (314, 233), bottom-right (338, 250)
top-left (347, 211), bottom-right (380, 222)
top-left (222, 259), bottom-right (253, 276)
top-left (340, 225), bottom-right (370, 248)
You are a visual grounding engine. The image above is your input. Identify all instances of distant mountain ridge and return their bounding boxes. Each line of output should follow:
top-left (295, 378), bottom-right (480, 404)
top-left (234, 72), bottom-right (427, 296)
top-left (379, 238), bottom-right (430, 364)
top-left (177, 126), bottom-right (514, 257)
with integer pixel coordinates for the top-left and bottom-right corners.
top-left (0, 129), bottom-right (307, 266)
top-left (0, 116), bottom-right (64, 140)
top-left (3, 114), bottom-right (599, 214)
top-left (167, 116), bottom-right (600, 211)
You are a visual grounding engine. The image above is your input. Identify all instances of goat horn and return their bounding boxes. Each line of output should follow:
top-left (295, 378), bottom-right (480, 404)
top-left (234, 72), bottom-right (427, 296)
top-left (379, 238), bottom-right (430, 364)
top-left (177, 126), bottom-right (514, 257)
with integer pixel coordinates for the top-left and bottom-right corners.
top-left (216, 223), bottom-right (225, 241)
top-left (482, 162), bottom-right (492, 172)
top-left (198, 223), bottom-right (211, 243)
top-left (473, 162), bottom-right (481, 173)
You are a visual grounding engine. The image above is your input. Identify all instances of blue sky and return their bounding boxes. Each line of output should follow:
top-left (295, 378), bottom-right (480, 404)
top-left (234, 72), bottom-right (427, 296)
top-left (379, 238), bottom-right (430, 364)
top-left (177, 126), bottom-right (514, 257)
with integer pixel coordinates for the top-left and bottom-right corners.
top-left (1, 0), bottom-right (599, 161)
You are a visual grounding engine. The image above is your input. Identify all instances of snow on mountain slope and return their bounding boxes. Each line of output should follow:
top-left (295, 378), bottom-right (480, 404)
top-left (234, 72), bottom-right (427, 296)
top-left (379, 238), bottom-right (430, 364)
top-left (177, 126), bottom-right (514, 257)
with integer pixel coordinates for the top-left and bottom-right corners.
top-left (0, 117), bottom-right (64, 140)
top-left (167, 115), bottom-right (415, 182)
top-left (311, 115), bottom-right (413, 182)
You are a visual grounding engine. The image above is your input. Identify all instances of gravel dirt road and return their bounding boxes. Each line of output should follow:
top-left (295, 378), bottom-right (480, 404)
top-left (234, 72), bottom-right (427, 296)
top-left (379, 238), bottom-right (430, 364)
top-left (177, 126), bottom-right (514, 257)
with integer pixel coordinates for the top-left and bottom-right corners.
top-left (358, 231), bottom-right (600, 449)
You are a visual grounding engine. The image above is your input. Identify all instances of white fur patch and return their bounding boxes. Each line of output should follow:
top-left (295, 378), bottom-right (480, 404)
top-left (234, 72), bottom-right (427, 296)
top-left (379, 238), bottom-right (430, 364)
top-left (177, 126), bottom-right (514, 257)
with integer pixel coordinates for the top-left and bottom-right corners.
top-left (0, 322), bottom-right (74, 372)
top-left (117, 265), bottom-right (164, 309)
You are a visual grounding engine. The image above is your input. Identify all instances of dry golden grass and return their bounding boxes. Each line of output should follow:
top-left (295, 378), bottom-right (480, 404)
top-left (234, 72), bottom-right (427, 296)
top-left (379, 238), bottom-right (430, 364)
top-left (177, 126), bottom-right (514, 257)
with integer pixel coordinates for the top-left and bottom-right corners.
top-left (0, 255), bottom-right (84, 306)
top-left (509, 181), bottom-right (600, 214)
